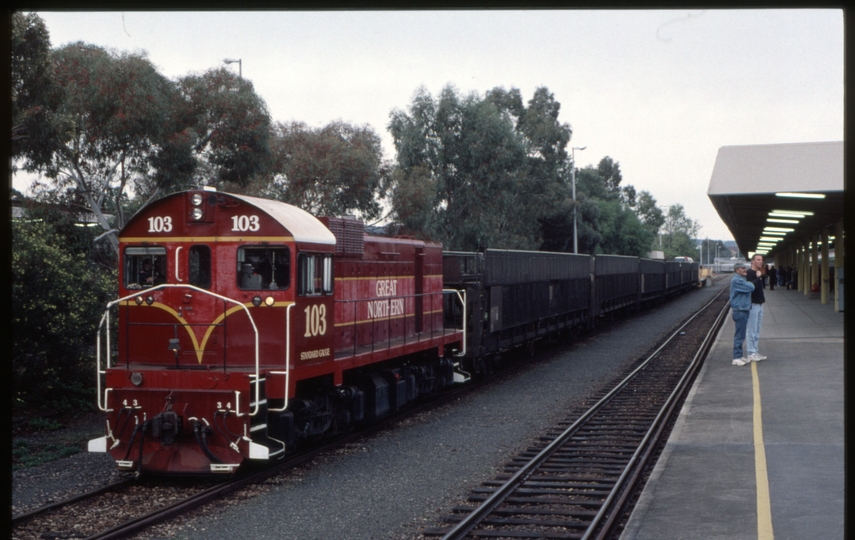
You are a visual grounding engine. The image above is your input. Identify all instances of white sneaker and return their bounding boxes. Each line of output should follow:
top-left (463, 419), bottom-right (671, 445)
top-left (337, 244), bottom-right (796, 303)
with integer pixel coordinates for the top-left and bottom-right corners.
top-left (732, 358), bottom-right (749, 366)
top-left (748, 353), bottom-right (766, 362)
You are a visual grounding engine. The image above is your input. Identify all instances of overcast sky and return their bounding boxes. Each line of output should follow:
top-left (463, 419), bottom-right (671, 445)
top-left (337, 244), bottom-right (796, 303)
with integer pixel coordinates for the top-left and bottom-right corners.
top-left (18, 9), bottom-right (844, 242)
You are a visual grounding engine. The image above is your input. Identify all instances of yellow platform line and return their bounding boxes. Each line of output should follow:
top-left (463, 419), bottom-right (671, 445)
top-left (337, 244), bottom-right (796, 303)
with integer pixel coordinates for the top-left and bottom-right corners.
top-left (752, 361), bottom-right (775, 539)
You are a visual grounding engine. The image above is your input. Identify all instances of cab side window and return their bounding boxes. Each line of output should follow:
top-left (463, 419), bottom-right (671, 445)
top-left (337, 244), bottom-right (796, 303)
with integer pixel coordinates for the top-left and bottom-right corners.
top-left (298, 253), bottom-right (333, 296)
top-left (125, 247), bottom-right (167, 289)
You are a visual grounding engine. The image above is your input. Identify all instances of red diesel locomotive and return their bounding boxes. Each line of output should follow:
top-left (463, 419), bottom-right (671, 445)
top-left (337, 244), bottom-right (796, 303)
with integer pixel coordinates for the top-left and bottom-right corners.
top-left (88, 188), bottom-right (466, 474)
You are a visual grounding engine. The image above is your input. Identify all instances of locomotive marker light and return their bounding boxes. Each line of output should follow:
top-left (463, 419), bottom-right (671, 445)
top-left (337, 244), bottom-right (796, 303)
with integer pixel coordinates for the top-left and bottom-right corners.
top-left (264, 296), bottom-right (275, 306)
top-left (189, 191), bottom-right (206, 221)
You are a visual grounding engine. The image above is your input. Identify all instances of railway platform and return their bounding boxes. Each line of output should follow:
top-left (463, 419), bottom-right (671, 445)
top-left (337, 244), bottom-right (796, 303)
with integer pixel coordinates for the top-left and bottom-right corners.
top-left (622, 284), bottom-right (844, 539)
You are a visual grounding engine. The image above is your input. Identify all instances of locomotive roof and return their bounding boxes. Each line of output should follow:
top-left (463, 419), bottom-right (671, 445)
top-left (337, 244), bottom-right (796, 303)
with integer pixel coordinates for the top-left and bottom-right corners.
top-left (226, 192), bottom-right (336, 245)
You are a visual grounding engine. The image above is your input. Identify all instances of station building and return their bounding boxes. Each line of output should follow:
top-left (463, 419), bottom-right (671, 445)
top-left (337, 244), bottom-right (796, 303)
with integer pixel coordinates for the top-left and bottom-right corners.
top-left (707, 141), bottom-right (844, 311)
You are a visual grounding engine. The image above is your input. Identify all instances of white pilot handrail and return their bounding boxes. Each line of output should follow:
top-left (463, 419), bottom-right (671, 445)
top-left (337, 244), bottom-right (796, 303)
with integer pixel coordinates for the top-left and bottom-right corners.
top-left (268, 303), bottom-right (294, 412)
top-left (442, 289), bottom-right (467, 357)
top-left (95, 283), bottom-right (262, 416)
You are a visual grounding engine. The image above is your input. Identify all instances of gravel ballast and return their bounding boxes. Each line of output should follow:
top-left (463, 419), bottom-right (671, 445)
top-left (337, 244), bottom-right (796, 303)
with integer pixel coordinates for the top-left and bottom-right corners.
top-left (13, 284), bottom-right (721, 540)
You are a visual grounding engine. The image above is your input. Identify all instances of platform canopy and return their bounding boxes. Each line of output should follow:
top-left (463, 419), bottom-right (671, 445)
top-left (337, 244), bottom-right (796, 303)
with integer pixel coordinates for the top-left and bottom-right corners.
top-left (707, 141), bottom-right (844, 258)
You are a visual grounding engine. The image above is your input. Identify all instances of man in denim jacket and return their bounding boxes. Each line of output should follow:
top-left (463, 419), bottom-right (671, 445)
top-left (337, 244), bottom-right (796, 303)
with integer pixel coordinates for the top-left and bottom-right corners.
top-left (730, 261), bottom-right (756, 366)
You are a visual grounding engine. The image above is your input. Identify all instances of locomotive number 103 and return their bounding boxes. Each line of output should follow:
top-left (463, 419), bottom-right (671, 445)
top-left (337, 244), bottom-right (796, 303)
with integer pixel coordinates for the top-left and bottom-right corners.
top-left (304, 304), bottom-right (328, 337)
top-left (147, 214), bottom-right (260, 233)
top-left (231, 215), bottom-right (260, 232)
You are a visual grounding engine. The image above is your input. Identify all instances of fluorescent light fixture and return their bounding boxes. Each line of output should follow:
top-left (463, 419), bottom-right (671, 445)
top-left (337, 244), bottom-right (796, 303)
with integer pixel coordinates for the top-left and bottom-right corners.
top-left (767, 218), bottom-right (799, 224)
top-left (762, 231), bottom-right (787, 236)
top-left (769, 212), bottom-right (806, 219)
top-left (765, 227), bottom-right (795, 232)
top-left (772, 209), bottom-right (814, 216)
top-left (759, 237), bottom-right (782, 242)
top-left (776, 192), bottom-right (826, 199)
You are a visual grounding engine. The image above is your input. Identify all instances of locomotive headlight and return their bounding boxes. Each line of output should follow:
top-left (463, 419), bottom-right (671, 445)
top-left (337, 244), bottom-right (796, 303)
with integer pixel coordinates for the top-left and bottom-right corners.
top-left (191, 193), bottom-right (204, 206)
top-left (131, 372), bottom-right (143, 386)
top-left (264, 296), bottom-right (275, 306)
top-left (145, 295), bottom-right (154, 306)
top-left (135, 296), bottom-right (144, 306)
top-left (191, 207), bottom-right (204, 220)
top-left (251, 296), bottom-right (262, 307)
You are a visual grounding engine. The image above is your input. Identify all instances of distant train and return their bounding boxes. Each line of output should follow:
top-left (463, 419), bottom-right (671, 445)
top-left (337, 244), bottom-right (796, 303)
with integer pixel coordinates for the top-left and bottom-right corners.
top-left (88, 188), bottom-right (698, 474)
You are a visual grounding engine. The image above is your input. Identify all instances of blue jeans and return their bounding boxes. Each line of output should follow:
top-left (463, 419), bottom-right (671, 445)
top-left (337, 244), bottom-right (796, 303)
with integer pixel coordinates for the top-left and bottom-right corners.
top-left (747, 303), bottom-right (764, 355)
top-left (732, 309), bottom-right (749, 360)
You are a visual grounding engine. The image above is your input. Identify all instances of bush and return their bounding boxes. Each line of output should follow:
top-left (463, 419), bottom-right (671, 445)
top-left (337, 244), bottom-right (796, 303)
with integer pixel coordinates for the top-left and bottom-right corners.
top-left (12, 209), bottom-right (116, 413)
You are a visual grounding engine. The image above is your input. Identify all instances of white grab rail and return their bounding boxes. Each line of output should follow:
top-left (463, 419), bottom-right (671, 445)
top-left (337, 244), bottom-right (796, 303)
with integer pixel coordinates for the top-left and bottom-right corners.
top-left (442, 289), bottom-right (467, 357)
top-left (95, 283), bottom-right (262, 416)
top-left (268, 303), bottom-right (294, 412)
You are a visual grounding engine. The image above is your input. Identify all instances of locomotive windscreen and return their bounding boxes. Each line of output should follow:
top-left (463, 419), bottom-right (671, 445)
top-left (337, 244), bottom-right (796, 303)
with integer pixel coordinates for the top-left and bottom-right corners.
top-left (237, 246), bottom-right (290, 290)
top-left (125, 246), bottom-right (167, 289)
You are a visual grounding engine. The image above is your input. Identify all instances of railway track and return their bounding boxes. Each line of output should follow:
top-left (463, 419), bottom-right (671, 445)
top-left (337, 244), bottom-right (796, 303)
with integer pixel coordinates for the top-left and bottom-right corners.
top-left (13, 290), bottom-right (714, 540)
top-left (12, 347), bottom-right (549, 540)
top-left (424, 289), bottom-right (729, 540)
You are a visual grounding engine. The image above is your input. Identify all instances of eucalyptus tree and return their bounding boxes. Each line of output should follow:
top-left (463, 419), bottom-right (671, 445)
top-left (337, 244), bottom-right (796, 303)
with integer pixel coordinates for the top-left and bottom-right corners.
top-left (259, 120), bottom-right (387, 220)
top-left (388, 85), bottom-right (576, 251)
top-left (24, 42), bottom-right (176, 252)
top-left (570, 157), bottom-right (663, 256)
top-left (11, 12), bottom-right (69, 168)
top-left (173, 67), bottom-right (271, 190)
top-left (661, 203), bottom-right (701, 258)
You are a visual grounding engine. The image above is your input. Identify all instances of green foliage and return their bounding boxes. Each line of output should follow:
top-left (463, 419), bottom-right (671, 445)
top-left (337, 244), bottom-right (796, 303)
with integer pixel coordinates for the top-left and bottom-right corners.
top-left (175, 67), bottom-right (272, 188)
top-left (13, 433), bottom-right (92, 470)
top-left (538, 191), bottom-right (602, 254)
top-left (11, 12), bottom-right (70, 167)
top-left (571, 157), bottom-right (658, 256)
top-left (595, 198), bottom-right (654, 257)
top-left (661, 204), bottom-right (700, 258)
top-left (258, 120), bottom-right (386, 220)
top-left (388, 85), bottom-right (574, 251)
top-left (27, 417), bottom-right (63, 432)
top-left (18, 27), bottom-right (273, 249)
top-left (12, 208), bottom-right (116, 412)
top-left (634, 190), bottom-right (665, 237)
top-left (19, 40), bottom-right (181, 251)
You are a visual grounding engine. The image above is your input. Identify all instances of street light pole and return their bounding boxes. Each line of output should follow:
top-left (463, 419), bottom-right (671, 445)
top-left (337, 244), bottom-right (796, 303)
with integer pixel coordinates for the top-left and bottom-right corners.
top-left (223, 58), bottom-right (242, 78)
top-left (571, 146), bottom-right (586, 254)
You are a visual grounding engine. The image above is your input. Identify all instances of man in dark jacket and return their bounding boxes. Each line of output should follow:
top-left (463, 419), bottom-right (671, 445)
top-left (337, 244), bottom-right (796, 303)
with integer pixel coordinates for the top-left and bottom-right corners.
top-left (730, 262), bottom-right (756, 366)
top-left (746, 254), bottom-right (766, 362)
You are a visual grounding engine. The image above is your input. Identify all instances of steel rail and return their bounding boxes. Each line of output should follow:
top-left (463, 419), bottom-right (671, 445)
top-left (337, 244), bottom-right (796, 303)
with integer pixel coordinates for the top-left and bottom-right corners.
top-left (583, 293), bottom-right (730, 540)
top-left (440, 289), bottom-right (727, 540)
top-left (12, 477), bottom-right (137, 526)
top-left (80, 350), bottom-right (520, 540)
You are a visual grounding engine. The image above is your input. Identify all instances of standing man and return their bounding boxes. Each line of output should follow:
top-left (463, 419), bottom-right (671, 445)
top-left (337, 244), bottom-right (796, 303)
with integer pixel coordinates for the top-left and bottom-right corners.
top-left (746, 254), bottom-right (767, 361)
top-left (768, 264), bottom-right (777, 291)
top-left (730, 261), bottom-right (756, 366)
